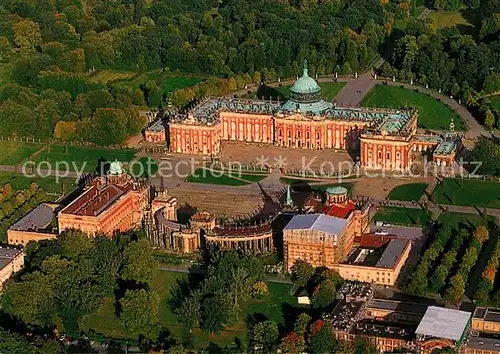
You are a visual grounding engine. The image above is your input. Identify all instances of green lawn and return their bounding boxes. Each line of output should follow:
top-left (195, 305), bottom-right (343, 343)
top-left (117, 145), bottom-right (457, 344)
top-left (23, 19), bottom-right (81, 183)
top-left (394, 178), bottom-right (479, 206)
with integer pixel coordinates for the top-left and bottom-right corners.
top-left (432, 178), bottom-right (500, 208)
top-left (83, 270), bottom-right (298, 349)
top-left (186, 168), bottom-right (267, 186)
top-left (427, 11), bottom-right (473, 29)
top-left (361, 84), bottom-right (466, 131)
top-left (128, 157), bottom-right (158, 178)
top-left (32, 144), bottom-right (137, 172)
top-left (374, 206), bottom-right (431, 226)
top-left (0, 140), bottom-right (44, 165)
top-left (387, 183), bottom-right (428, 201)
top-left (88, 70), bottom-right (137, 83)
top-left (110, 70), bottom-right (203, 95)
top-left (438, 211), bottom-right (496, 230)
top-left (0, 172), bottom-right (77, 194)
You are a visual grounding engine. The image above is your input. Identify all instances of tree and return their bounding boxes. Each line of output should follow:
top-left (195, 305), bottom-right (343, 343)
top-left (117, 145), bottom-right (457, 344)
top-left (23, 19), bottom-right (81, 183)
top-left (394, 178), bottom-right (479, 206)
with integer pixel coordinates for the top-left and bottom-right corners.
top-left (308, 321), bottom-right (337, 354)
top-left (201, 293), bottom-right (239, 334)
top-left (0, 36), bottom-right (12, 62)
top-left (278, 332), bottom-right (305, 354)
top-left (444, 275), bottom-right (465, 305)
top-left (121, 238), bottom-right (157, 285)
top-left (12, 19), bottom-right (41, 50)
top-left (179, 294), bottom-right (201, 332)
top-left (253, 320), bottom-right (279, 353)
top-left (473, 226), bottom-right (489, 244)
top-left (311, 279), bottom-right (336, 309)
top-left (253, 71), bottom-right (261, 85)
top-left (290, 260), bottom-right (314, 289)
top-left (251, 281), bottom-right (269, 299)
top-left (472, 138), bottom-right (500, 177)
top-left (294, 313), bottom-right (312, 337)
top-left (120, 289), bottom-right (159, 337)
top-left (0, 328), bottom-right (35, 354)
top-left (59, 229), bottom-right (92, 260)
top-left (53, 121), bottom-right (77, 141)
top-left (229, 267), bottom-right (252, 305)
top-left (484, 109), bottom-right (496, 129)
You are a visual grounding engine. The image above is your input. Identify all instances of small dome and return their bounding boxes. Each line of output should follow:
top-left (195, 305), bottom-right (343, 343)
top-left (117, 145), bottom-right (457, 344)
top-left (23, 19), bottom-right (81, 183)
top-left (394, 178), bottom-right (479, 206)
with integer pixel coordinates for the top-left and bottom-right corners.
top-left (290, 63), bottom-right (321, 95)
top-left (326, 186), bottom-right (348, 195)
top-left (108, 159), bottom-right (124, 175)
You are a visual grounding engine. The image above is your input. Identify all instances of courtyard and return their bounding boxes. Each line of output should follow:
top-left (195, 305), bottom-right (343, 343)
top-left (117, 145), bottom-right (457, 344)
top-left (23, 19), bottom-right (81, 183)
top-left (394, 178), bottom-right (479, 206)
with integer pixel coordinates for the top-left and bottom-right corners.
top-left (219, 141), bottom-right (355, 173)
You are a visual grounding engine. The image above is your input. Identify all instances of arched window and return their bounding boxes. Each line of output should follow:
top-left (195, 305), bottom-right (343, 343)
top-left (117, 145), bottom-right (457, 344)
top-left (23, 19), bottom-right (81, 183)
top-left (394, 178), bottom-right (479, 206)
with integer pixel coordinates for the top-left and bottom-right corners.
top-left (278, 129), bottom-right (282, 137)
top-left (316, 131), bottom-right (320, 140)
top-left (306, 131), bottom-right (310, 139)
top-left (396, 152), bottom-right (401, 160)
top-left (386, 152), bottom-right (391, 160)
top-left (368, 150), bottom-right (372, 158)
top-left (378, 151), bottom-right (382, 159)
top-left (297, 130), bottom-right (301, 138)
top-left (288, 130), bottom-right (292, 138)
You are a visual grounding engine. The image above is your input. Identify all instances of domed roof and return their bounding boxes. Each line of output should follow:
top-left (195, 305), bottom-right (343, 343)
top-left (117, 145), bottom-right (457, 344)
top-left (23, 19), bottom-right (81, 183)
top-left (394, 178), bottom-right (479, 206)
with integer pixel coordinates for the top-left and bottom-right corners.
top-left (326, 186), bottom-right (348, 195)
top-left (108, 159), bottom-right (124, 175)
top-left (290, 61), bottom-right (321, 94)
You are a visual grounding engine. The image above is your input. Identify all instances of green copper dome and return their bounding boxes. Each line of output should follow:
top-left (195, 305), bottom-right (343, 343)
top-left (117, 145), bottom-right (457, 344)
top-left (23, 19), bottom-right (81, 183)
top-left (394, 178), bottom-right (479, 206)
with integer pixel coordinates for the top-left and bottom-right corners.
top-left (326, 186), bottom-right (348, 195)
top-left (290, 61), bottom-right (321, 95)
top-left (108, 159), bottom-right (124, 175)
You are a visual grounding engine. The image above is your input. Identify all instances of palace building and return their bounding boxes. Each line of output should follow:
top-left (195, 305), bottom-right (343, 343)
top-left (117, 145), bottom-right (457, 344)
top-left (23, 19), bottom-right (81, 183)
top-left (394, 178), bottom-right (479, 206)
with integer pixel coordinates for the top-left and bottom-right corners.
top-left (146, 61), bottom-right (461, 172)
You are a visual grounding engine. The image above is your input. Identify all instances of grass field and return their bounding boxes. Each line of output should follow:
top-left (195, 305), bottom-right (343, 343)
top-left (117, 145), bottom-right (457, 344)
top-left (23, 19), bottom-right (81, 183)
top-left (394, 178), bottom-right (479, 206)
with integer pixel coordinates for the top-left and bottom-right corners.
top-left (361, 85), bottom-right (466, 131)
top-left (0, 140), bottom-right (43, 165)
top-left (427, 11), bottom-right (473, 29)
top-left (374, 206), bottom-right (431, 226)
top-left (0, 172), bottom-right (77, 193)
top-left (82, 270), bottom-right (298, 349)
top-left (438, 211), bottom-right (496, 230)
top-left (432, 178), bottom-right (500, 208)
top-left (32, 144), bottom-right (137, 172)
top-left (186, 168), bottom-right (268, 186)
top-left (0, 63), bottom-right (12, 88)
top-left (387, 183), bottom-right (428, 201)
top-left (129, 157), bottom-right (158, 178)
top-left (108, 70), bottom-right (203, 96)
top-left (88, 70), bottom-right (137, 83)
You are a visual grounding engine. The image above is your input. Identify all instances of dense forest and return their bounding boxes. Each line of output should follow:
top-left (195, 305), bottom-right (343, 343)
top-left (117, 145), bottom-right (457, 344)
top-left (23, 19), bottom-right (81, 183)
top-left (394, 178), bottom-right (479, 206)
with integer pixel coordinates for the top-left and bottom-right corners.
top-left (382, 0), bottom-right (500, 127)
top-left (0, 0), bottom-right (412, 144)
top-left (0, 0), bottom-right (499, 141)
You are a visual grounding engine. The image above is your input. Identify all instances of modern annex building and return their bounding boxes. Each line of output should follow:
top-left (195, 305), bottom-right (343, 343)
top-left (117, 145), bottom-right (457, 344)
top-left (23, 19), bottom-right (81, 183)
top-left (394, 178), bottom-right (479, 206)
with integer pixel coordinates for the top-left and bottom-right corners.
top-left (147, 62), bottom-right (461, 171)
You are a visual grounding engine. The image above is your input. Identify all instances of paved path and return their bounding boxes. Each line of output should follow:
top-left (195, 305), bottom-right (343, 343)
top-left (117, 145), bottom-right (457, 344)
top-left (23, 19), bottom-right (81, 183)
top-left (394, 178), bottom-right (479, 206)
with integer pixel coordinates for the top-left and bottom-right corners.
top-left (334, 72), bottom-right (375, 106)
top-left (159, 265), bottom-right (292, 284)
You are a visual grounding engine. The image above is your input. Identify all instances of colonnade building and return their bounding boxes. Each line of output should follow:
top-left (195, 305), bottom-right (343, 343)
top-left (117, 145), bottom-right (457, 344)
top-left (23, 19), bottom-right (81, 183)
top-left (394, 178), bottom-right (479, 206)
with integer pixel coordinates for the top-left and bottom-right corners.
top-left (147, 62), bottom-right (461, 172)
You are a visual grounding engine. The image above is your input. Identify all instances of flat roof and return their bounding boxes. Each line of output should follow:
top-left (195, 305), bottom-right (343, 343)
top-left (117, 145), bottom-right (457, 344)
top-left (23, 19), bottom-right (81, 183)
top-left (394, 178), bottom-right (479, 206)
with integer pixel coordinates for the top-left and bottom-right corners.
top-left (467, 336), bottom-right (500, 352)
top-left (368, 299), bottom-right (428, 316)
top-left (9, 203), bottom-right (57, 231)
top-left (284, 214), bottom-right (347, 236)
top-left (376, 239), bottom-right (409, 269)
top-left (485, 310), bottom-right (500, 323)
top-left (416, 306), bottom-right (471, 341)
